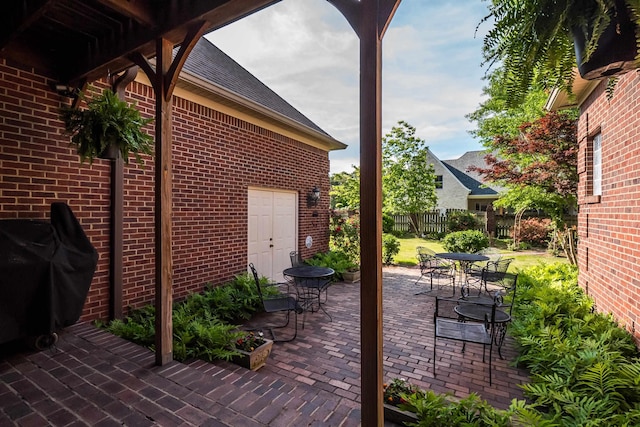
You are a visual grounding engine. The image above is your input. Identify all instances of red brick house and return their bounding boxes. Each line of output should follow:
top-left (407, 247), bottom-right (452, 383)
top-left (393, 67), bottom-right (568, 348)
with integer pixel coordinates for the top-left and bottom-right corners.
top-left (547, 71), bottom-right (640, 346)
top-left (0, 37), bottom-right (345, 322)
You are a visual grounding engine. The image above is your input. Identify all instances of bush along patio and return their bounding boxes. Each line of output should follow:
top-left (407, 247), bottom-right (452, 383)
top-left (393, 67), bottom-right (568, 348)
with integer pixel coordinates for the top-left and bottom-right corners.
top-left (102, 273), bottom-right (272, 364)
top-left (386, 263), bottom-right (640, 426)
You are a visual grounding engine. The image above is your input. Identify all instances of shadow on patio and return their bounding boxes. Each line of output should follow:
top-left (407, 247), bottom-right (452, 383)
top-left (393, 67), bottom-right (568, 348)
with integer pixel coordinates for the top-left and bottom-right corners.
top-left (0, 266), bottom-right (528, 426)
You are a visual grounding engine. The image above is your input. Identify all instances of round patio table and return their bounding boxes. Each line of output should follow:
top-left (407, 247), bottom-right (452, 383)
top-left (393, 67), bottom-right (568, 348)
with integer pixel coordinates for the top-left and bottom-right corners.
top-left (435, 252), bottom-right (489, 295)
top-left (283, 266), bottom-right (334, 320)
top-left (454, 302), bottom-right (510, 359)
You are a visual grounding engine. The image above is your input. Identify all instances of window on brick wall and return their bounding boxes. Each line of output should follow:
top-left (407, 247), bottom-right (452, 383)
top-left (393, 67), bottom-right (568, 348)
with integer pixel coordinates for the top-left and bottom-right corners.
top-left (592, 132), bottom-right (602, 196)
top-left (435, 175), bottom-right (443, 189)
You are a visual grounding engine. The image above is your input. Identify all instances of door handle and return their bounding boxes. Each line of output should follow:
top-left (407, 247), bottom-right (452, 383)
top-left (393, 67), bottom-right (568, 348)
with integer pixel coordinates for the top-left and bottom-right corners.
top-left (269, 244), bottom-right (274, 248)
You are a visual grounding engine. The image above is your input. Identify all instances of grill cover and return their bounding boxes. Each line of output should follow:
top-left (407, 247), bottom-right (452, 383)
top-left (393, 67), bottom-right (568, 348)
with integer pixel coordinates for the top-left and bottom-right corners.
top-left (0, 203), bottom-right (98, 344)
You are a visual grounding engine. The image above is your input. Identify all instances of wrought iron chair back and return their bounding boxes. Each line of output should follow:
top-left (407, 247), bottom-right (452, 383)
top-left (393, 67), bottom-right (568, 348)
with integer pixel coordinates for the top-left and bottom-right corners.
top-left (414, 246), bottom-right (455, 295)
top-left (249, 263), bottom-right (302, 342)
top-left (434, 296), bottom-right (497, 384)
top-left (289, 250), bottom-right (304, 267)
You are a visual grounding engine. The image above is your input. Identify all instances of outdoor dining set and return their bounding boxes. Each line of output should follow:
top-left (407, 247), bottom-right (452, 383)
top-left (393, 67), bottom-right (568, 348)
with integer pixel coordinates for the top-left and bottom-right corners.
top-left (248, 251), bottom-right (335, 342)
top-left (415, 246), bottom-right (518, 385)
top-left (249, 246), bottom-right (517, 385)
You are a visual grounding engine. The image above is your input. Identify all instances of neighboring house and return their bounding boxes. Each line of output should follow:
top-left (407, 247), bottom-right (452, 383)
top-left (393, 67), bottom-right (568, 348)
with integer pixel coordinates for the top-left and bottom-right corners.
top-left (427, 149), bottom-right (502, 212)
top-left (0, 37), bottom-right (345, 321)
top-left (547, 71), bottom-right (640, 347)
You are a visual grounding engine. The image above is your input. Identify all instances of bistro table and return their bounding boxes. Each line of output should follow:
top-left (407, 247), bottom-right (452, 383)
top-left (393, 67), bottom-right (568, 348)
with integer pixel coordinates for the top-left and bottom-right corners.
top-left (283, 265), bottom-right (335, 321)
top-left (453, 301), bottom-right (511, 358)
top-left (435, 252), bottom-right (489, 296)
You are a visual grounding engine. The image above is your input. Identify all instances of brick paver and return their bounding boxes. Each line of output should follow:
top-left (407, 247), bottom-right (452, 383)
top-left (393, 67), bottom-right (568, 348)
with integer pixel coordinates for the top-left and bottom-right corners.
top-left (0, 266), bottom-right (528, 425)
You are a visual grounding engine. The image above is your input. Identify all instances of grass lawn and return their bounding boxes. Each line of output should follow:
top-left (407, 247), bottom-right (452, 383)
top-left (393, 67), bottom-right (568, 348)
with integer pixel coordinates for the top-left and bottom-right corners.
top-left (393, 236), bottom-right (569, 272)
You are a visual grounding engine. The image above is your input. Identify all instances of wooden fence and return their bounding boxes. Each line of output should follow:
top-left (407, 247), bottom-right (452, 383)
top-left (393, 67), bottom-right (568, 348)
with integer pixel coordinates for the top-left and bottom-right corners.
top-left (391, 210), bottom-right (577, 239)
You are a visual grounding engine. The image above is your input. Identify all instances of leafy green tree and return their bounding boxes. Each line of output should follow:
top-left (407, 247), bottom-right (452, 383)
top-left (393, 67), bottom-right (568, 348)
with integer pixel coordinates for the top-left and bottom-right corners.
top-left (330, 167), bottom-right (360, 210)
top-left (466, 69), bottom-right (548, 145)
top-left (470, 111), bottom-right (579, 263)
top-left (382, 121), bottom-right (437, 234)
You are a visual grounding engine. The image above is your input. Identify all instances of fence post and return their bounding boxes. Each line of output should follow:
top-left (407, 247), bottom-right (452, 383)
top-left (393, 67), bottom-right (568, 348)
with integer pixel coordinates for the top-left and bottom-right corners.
top-left (486, 204), bottom-right (496, 241)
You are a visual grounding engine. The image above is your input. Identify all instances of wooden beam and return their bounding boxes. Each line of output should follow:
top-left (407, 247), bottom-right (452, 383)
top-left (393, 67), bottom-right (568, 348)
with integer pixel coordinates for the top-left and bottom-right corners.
top-left (0, 0), bottom-right (55, 51)
top-left (327, 1), bottom-right (401, 425)
top-left (95, 0), bottom-right (157, 27)
top-left (68, 0), bottom-right (280, 84)
top-left (164, 21), bottom-right (209, 100)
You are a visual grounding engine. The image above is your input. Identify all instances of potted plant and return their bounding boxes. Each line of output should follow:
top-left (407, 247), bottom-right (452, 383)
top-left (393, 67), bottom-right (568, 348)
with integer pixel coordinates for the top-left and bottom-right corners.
top-left (231, 331), bottom-right (273, 371)
top-left (60, 88), bottom-right (154, 164)
top-left (382, 378), bottom-right (419, 424)
top-left (481, 0), bottom-right (640, 105)
top-left (341, 266), bottom-right (361, 283)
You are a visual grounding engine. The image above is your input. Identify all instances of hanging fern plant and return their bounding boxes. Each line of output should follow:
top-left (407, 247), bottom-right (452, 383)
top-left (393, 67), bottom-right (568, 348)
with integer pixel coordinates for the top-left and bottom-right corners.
top-left (60, 88), bottom-right (154, 165)
top-left (480, 0), bottom-right (640, 107)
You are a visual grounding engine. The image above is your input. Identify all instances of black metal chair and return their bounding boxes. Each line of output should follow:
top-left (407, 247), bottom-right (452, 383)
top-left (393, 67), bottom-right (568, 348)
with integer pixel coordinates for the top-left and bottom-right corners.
top-left (463, 257), bottom-right (514, 298)
top-left (434, 296), bottom-right (498, 385)
top-left (415, 246), bottom-right (456, 295)
top-left (458, 272), bottom-right (518, 359)
top-left (249, 263), bottom-right (303, 342)
top-left (289, 250), bottom-right (304, 267)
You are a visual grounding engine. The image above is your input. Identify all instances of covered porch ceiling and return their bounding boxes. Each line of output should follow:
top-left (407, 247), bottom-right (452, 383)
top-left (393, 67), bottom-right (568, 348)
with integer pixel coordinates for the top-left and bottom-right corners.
top-left (0, 0), bottom-right (279, 85)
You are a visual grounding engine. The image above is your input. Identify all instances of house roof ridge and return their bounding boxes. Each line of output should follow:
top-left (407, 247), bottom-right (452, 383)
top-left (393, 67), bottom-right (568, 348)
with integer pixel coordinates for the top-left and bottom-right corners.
top-left (181, 38), bottom-right (335, 141)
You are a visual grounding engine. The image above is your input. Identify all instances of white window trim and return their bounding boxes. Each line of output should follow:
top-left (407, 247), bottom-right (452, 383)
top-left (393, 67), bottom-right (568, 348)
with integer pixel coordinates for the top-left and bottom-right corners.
top-left (593, 133), bottom-right (602, 196)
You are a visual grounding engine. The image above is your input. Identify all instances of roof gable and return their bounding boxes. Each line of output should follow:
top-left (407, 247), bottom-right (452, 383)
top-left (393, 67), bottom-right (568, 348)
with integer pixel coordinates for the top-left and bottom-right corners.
top-left (442, 150), bottom-right (502, 196)
top-left (182, 38), bottom-right (331, 138)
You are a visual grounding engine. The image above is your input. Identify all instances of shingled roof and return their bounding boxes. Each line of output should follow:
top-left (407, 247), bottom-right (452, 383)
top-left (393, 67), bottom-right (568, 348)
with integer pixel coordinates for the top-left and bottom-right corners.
top-left (182, 38), bottom-right (332, 138)
top-left (442, 150), bottom-right (503, 196)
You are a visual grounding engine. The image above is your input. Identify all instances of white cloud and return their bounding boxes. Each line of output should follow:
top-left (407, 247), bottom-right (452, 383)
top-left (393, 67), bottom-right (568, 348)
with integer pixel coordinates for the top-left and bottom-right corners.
top-left (206, 0), bottom-right (491, 173)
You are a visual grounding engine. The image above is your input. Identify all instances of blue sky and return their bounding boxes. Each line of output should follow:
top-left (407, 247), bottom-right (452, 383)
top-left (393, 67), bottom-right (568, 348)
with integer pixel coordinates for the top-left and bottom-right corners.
top-left (206, 0), bottom-right (492, 174)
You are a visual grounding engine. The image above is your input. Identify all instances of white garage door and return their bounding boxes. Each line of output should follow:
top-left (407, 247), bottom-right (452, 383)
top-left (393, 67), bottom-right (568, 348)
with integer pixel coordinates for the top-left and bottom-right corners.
top-left (248, 188), bottom-right (297, 282)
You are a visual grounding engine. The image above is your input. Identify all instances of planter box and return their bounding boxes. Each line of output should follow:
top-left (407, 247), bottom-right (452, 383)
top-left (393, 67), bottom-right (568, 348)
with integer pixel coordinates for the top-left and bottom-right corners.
top-left (342, 270), bottom-right (361, 283)
top-left (231, 339), bottom-right (273, 371)
top-left (383, 403), bottom-right (418, 425)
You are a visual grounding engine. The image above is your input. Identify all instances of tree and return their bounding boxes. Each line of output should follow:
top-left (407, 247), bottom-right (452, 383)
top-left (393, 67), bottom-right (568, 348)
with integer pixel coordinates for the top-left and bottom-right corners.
top-left (471, 111), bottom-right (578, 200)
top-left (466, 69), bottom-right (548, 145)
top-left (330, 167), bottom-right (360, 210)
top-left (469, 111), bottom-right (579, 263)
top-left (382, 121), bottom-right (437, 234)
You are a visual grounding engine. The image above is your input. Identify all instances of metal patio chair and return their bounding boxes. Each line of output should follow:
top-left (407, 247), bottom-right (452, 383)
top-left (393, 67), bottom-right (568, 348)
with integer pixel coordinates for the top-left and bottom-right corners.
top-left (249, 263), bottom-right (303, 342)
top-left (458, 272), bottom-right (518, 359)
top-left (434, 296), bottom-right (498, 385)
top-left (463, 257), bottom-right (514, 298)
top-left (414, 246), bottom-right (456, 295)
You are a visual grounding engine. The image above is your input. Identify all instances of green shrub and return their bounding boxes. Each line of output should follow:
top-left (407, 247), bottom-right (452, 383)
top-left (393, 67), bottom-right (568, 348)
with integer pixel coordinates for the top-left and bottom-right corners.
top-left (329, 212), bottom-right (360, 266)
top-left (392, 262), bottom-right (640, 426)
top-left (446, 210), bottom-right (479, 233)
top-left (510, 263), bottom-right (640, 425)
top-left (382, 213), bottom-right (395, 234)
top-left (307, 250), bottom-right (355, 280)
top-left (442, 230), bottom-right (489, 253)
top-left (513, 217), bottom-right (551, 247)
top-left (382, 234), bottom-right (400, 265)
top-left (104, 273), bottom-right (263, 363)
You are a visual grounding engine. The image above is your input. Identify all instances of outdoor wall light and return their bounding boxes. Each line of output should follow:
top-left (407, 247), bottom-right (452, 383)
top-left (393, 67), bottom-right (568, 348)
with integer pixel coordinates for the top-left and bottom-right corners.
top-left (307, 186), bottom-right (321, 207)
top-left (51, 83), bottom-right (79, 98)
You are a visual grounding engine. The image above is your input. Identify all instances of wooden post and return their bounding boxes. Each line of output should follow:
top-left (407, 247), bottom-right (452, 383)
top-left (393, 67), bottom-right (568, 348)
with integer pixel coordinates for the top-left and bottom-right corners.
top-left (153, 38), bottom-right (174, 366)
top-left (358, 8), bottom-right (385, 422)
top-left (132, 22), bottom-right (208, 366)
top-left (326, 1), bottom-right (401, 425)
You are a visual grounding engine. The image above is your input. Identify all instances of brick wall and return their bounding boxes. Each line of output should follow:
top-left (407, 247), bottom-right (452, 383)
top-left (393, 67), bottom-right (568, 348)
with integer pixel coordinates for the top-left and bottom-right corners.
top-left (577, 71), bottom-right (640, 346)
top-left (0, 59), bottom-right (331, 321)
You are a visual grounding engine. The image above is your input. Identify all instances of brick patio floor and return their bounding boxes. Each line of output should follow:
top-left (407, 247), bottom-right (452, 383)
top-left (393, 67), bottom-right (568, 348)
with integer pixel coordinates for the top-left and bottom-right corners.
top-left (0, 266), bottom-right (529, 426)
